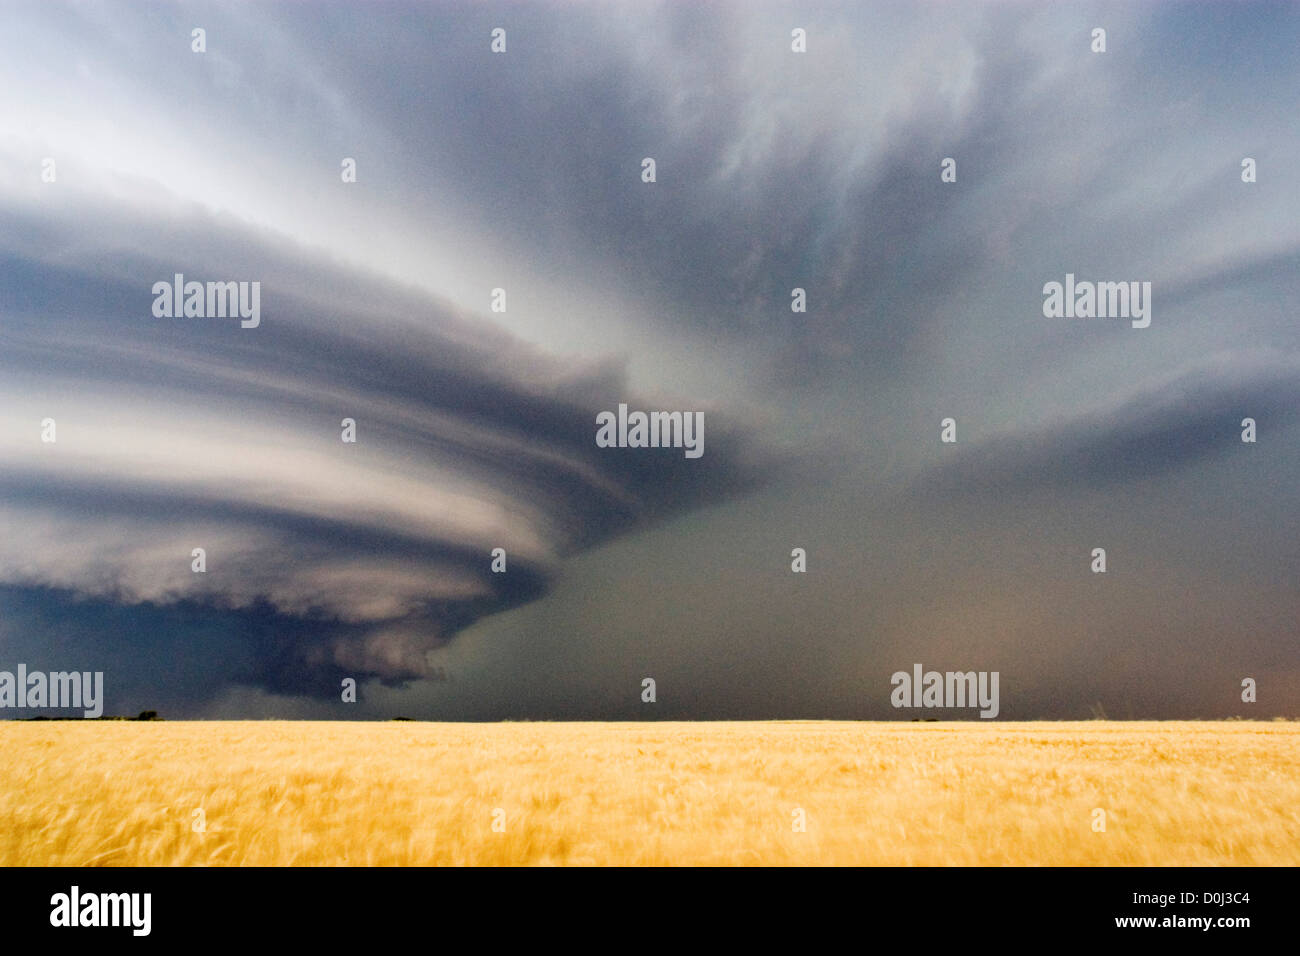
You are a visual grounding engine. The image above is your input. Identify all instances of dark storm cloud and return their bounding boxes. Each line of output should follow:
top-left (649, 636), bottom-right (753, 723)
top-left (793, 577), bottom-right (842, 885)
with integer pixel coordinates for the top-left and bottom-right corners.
top-left (0, 191), bottom-right (778, 694)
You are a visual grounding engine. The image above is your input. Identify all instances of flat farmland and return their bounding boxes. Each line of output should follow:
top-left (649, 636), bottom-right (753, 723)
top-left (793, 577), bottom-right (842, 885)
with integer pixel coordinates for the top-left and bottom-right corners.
top-left (2, 721), bottom-right (1296, 866)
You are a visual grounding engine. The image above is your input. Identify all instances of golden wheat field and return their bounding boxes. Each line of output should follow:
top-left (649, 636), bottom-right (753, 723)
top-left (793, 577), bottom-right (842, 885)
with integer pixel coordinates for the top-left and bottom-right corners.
top-left (2, 720), bottom-right (1297, 866)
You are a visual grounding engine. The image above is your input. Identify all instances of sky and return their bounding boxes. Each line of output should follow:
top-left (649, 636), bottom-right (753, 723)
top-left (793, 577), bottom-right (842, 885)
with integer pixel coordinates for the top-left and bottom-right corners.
top-left (0, 1), bottom-right (1296, 720)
